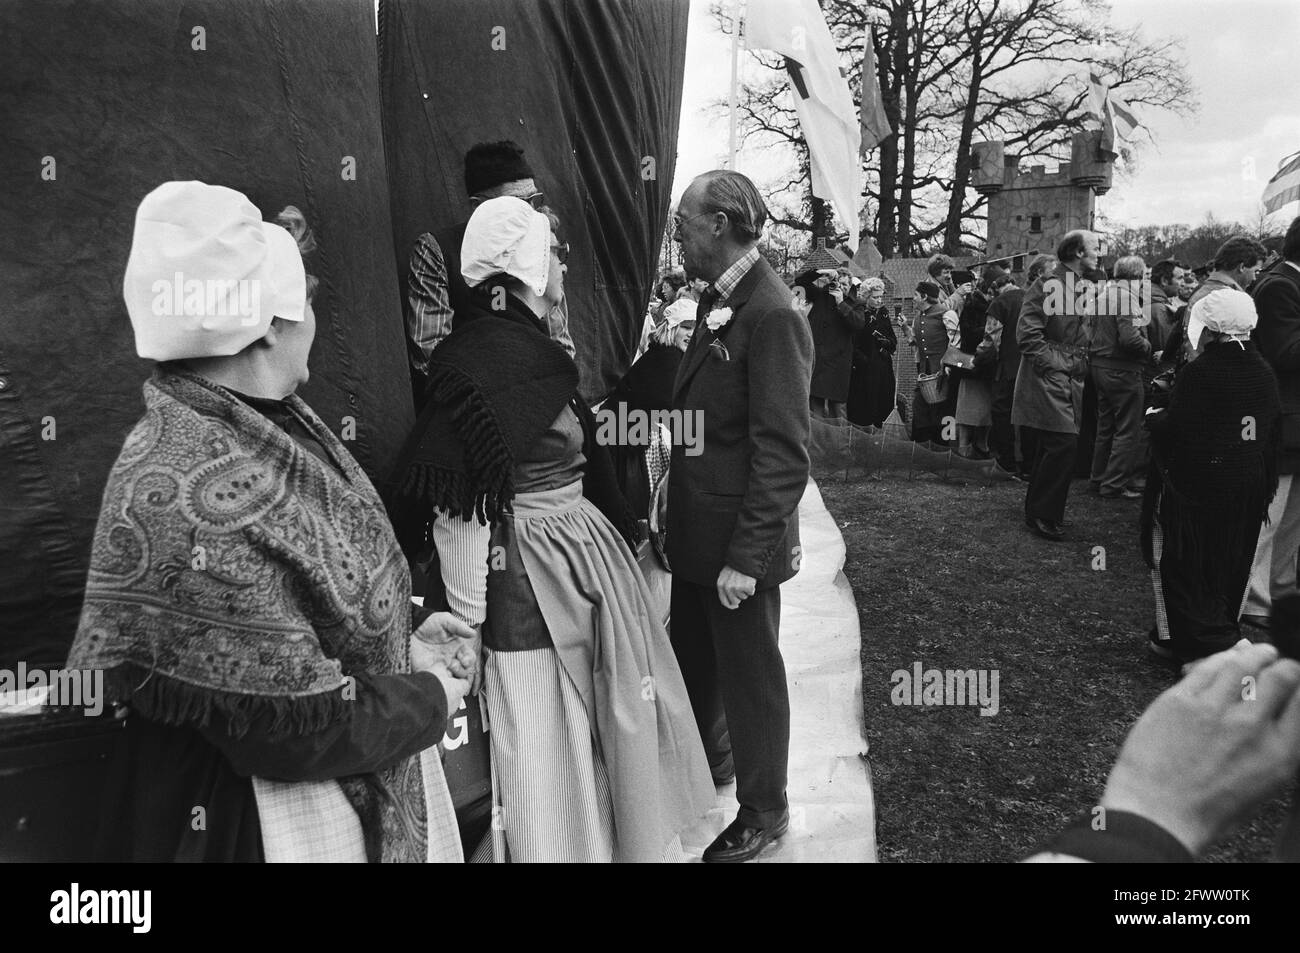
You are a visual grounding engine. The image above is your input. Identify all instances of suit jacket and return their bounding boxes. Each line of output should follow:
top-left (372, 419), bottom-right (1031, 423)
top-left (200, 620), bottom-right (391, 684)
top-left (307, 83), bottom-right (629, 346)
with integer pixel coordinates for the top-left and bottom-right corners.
top-left (667, 257), bottom-right (813, 589)
top-left (1011, 274), bottom-right (1091, 434)
top-left (1252, 259), bottom-right (1300, 473)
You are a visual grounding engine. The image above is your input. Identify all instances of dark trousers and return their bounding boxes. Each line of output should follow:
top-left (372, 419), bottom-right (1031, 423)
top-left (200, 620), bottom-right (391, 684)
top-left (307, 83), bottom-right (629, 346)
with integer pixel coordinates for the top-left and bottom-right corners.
top-left (992, 378), bottom-right (1039, 474)
top-left (991, 377), bottom-right (1019, 471)
top-left (669, 579), bottom-right (789, 829)
top-left (1024, 427), bottom-right (1077, 524)
top-left (1090, 366), bottom-right (1145, 493)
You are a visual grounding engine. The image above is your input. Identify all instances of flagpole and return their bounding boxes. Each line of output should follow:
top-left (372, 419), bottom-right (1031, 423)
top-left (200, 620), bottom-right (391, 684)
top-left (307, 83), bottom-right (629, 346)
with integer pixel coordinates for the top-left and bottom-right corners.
top-left (728, 11), bottom-right (740, 169)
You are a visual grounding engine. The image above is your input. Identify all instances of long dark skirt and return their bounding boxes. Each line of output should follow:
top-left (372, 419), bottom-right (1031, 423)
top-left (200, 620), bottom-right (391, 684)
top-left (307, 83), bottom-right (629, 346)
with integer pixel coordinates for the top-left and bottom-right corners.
top-left (1148, 487), bottom-right (1262, 660)
top-left (847, 350), bottom-right (896, 427)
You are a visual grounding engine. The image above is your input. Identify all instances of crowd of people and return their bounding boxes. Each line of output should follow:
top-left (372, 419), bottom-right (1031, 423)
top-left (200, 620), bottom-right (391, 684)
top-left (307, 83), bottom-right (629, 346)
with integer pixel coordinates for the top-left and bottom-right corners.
top-left (54, 128), bottom-right (1300, 864)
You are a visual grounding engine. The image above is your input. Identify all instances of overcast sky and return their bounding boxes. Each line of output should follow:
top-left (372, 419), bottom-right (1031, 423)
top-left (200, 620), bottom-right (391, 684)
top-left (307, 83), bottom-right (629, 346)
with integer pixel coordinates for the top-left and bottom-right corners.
top-left (673, 0), bottom-right (1300, 232)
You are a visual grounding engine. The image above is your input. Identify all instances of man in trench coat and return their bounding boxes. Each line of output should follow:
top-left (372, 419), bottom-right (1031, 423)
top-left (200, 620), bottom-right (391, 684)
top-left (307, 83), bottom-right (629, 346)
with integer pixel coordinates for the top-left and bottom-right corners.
top-left (1012, 230), bottom-right (1100, 540)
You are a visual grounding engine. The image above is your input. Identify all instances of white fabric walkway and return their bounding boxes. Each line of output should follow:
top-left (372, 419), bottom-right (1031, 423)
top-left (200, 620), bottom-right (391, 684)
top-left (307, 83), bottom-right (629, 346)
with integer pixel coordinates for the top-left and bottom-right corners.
top-left (681, 478), bottom-right (877, 862)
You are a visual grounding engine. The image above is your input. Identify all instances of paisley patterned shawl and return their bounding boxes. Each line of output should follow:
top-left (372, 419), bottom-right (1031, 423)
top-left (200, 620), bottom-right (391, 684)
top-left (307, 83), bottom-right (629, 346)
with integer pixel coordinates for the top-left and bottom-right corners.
top-left (66, 368), bottom-right (429, 861)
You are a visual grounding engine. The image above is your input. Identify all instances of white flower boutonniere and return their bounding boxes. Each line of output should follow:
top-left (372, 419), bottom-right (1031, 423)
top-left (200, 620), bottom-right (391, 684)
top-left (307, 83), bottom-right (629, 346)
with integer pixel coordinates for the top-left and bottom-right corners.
top-left (705, 306), bottom-right (733, 333)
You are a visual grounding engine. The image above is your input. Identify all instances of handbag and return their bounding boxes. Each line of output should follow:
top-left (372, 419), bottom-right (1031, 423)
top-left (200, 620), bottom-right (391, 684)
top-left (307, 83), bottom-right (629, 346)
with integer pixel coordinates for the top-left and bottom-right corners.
top-left (940, 345), bottom-right (975, 370)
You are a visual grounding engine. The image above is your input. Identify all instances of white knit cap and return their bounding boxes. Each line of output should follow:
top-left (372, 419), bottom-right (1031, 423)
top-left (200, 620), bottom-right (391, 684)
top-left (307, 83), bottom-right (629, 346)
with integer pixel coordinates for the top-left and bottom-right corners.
top-left (1187, 288), bottom-right (1258, 350)
top-left (123, 181), bottom-right (306, 361)
top-left (460, 196), bottom-right (551, 296)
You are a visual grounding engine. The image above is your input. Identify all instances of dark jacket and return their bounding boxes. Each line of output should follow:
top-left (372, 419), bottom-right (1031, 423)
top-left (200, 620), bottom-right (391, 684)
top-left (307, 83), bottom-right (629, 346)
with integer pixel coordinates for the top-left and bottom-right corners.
top-left (797, 274), bottom-right (864, 402)
top-left (434, 221), bottom-right (472, 317)
top-left (846, 305), bottom-right (897, 427)
top-left (1252, 259), bottom-right (1300, 473)
top-left (668, 257), bottom-right (813, 588)
top-left (1147, 285), bottom-right (1178, 353)
top-left (912, 302), bottom-right (951, 374)
top-left (1090, 282), bottom-right (1151, 371)
top-left (978, 286), bottom-right (1024, 381)
top-left (1011, 273), bottom-right (1091, 434)
top-left (606, 342), bottom-right (684, 517)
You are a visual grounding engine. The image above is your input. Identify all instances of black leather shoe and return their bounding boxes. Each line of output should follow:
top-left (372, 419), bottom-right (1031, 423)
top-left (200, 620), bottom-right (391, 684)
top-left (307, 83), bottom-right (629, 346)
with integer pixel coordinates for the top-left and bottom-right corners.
top-left (1030, 518), bottom-right (1065, 541)
top-left (703, 815), bottom-right (789, 863)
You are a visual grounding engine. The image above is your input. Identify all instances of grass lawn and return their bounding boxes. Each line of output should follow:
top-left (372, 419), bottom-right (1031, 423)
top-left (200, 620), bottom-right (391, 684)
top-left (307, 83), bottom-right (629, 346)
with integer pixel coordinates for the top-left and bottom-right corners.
top-left (819, 468), bottom-right (1290, 863)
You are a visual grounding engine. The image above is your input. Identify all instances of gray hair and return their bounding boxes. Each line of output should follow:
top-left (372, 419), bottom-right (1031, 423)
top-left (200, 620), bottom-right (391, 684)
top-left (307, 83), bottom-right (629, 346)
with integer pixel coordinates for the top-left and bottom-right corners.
top-left (1114, 255), bottom-right (1145, 280)
top-left (860, 277), bottom-right (885, 296)
top-left (697, 170), bottom-right (768, 244)
top-left (274, 205), bottom-right (319, 303)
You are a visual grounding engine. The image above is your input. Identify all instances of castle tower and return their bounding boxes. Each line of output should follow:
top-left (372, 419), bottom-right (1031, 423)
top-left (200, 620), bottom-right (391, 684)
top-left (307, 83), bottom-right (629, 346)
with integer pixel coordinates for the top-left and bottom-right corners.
top-left (972, 129), bottom-right (1114, 261)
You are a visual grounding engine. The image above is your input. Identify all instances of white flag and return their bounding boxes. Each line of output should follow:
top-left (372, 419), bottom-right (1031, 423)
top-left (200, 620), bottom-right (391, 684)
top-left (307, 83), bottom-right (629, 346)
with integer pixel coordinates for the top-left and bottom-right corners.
top-left (746, 0), bottom-right (862, 250)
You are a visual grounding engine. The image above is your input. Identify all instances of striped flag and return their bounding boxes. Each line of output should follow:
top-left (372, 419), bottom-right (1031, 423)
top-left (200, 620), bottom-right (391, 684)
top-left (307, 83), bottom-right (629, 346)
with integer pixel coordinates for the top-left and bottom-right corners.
top-left (1263, 152), bottom-right (1300, 215)
top-left (1088, 71), bottom-right (1143, 159)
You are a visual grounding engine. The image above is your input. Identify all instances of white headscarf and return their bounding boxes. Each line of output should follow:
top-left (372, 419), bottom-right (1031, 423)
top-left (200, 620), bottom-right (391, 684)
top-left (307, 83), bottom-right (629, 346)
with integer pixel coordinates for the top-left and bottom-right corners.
top-left (1187, 288), bottom-right (1258, 351)
top-left (460, 196), bottom-right (551, 296)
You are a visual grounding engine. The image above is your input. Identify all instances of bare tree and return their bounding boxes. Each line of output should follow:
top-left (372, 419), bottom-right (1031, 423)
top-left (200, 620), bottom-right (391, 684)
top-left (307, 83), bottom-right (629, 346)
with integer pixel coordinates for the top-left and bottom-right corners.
top-left (714, 0), bottom-right (1196, 258)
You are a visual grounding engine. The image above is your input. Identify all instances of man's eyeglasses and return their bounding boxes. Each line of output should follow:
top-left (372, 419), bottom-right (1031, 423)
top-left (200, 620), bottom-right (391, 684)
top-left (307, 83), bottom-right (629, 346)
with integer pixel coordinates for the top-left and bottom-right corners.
top-left (672, 210), bottom-right (715, 235)
top-left (470, 190), bottom-right (546, 210)
top-left (552, 241), bottom-right (570, 265)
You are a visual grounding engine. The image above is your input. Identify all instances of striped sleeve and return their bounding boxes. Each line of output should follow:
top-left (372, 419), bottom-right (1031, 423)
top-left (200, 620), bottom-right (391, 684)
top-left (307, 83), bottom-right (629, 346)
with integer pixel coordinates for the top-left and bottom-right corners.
top-left (406, 234), bottom-right (455, 376)
top-left (431, 509), bottom-right (491, 627)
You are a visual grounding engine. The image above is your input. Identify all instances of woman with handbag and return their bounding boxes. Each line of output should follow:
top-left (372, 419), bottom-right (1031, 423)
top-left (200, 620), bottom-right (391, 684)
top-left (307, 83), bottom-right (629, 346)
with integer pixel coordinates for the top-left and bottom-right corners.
top-left (952, 267), bottom-right (1009, 458)
top-left (910, 280), bottom-right (959, 446)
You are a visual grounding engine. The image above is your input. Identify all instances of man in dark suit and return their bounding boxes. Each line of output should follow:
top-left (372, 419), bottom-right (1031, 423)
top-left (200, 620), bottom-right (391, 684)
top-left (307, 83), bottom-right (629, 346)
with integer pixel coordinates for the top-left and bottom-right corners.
top-left (667, 170), bottom-right (813, 863)
top-left (1244, 216), bottom-right (1300, 623)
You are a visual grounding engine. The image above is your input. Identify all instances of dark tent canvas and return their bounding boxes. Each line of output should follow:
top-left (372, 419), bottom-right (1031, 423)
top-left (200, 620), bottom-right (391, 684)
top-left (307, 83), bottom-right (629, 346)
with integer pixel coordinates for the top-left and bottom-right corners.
top-left (0, 0), bottom-right (412, 668)
top-left (379, 0), bottom-right (689, 402)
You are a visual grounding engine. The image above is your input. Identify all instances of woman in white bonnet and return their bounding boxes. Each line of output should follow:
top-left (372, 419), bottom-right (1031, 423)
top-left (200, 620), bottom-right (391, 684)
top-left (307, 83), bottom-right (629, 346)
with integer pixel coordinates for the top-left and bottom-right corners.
top-left (1142, 288), bottom-right (1282, 664)
top-left (387, 196), bottom-right (713, 862)
top-left (66, 181), bottom-right (474, 862)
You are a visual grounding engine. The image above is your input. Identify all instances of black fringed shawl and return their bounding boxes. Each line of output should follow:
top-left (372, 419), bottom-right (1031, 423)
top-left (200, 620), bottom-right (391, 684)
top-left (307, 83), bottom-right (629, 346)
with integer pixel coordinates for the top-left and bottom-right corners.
top-left (385, 291), bottom-right (637, 555)
top-left (1141, 342), bottom-right (1282, 568)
